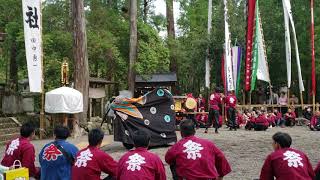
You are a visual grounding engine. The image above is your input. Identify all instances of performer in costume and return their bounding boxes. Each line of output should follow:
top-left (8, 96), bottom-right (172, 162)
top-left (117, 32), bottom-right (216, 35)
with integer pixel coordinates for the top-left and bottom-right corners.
top-left (117, 130), bottom-right (166, 180)
top-left (205, 87), bottom-right (224, 133)
top-left (1, 123), bottom-right (40, 179)
top-left (165, 119), bottom-right (231, 180)
top-left (72, 129), bottom-right (117, 180)
top-left (39, 126), bottom-right (78, 180)
top-left (225, 91), bottom-right (237, 130)
top-left (195, 108), bottom-right (208, 128)
top-left (260, 132), bottom-right (314, 180)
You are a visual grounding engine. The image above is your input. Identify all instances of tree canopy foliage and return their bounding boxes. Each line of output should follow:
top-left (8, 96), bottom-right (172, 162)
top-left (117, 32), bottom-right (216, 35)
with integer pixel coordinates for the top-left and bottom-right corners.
top-left (0, 0), bottom-right (319, 102)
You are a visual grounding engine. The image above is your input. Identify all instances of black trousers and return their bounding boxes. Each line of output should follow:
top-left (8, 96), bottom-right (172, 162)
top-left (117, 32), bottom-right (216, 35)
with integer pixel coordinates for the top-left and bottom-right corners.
top-left (187, 114), bottom-right (199, 127)
top-left (254, 124), bottom-right (268, 131)
top-left (206, 109), bottom-right (220, 130)
top-left (227, 107), bottom-right (236, 129)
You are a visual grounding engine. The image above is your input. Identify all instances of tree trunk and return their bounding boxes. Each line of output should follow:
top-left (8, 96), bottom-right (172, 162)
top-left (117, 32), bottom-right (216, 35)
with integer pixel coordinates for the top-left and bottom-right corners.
top-left (166, 0), bottom-right (178, 94)
top-left (9, 40), bottom-right (18, 92)
top-left (128, 0), bottom-right (138, 95)
top-left (143, 0), bottom-right (148, 23)
top-left (166, 0), bottom-right (176, 72)
top-left (71, 0), bottom-right (89, 135)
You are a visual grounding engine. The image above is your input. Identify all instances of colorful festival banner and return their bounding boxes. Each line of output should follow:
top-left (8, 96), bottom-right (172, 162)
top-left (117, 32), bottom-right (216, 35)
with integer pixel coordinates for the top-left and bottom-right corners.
top-left (231, 46), bottom-right (242, 94)
top-left (22, 0), bottom-right (43, 92)
top-left (311, 0), bottom-right (316, 95)
top-left (244, 0), bottom-right (256, 91)
top-left (282, 0), bottom-right (291, 88)
top-left (282, 0), bottom-right (304, 92)
top-left (224, 0), bottom-right (234, 91)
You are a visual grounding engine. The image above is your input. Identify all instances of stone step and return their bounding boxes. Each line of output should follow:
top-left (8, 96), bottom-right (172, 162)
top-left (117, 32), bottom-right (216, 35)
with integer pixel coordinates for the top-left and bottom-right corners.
top-left (0, 127), bottom-right (20, 136)
top-left (0, 122), bottom-right (18, 129)
top-left (0, 133), bottom-right (20, 142)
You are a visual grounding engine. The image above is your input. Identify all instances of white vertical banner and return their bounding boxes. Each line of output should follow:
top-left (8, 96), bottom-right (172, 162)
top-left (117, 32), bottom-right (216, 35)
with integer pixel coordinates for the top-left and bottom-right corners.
top-left (205, 0), bottom-right (213, 88)
top-left (282, 0), bottom-right (291, 88)
top-left (22, 0), bottom-right (43, 92)
top-left (282, 0), bottom-right (304, 92)
top-left (224, 0), bottom-right (234, 91)
top-left (231, 47), bottom-right (239, 89)
top-left (256, 12), bottom-right (270, 83)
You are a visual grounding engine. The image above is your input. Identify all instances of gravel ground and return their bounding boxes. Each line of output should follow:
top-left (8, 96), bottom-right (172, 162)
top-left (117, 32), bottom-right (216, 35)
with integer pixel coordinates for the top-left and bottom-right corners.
top-left (103, 126), bottom-right (320, 180)
top-left (1, 126), bottom-right (319, 180)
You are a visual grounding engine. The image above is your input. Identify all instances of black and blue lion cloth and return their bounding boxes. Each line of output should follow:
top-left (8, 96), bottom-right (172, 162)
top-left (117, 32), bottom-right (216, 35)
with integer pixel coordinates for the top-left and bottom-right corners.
top-left (111, 88), bottom-right (177, 147)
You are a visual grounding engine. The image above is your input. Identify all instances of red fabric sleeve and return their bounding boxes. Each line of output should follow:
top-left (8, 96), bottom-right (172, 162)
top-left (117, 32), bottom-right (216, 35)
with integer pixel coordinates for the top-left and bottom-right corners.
top-left (154, 157), bottom-right (166, 180)
top-left (259, 155), bottom-right (274, 180)
top-left (315, 161), bottom-right (320, 175)
top-left (99, 153), bottom-right (118, 177)
top-left (21, 145), bottom-right (39, 178)
top-left (311, 116), bottom-right (316, 126)
top-left (213, 145), bottom-right (231, 177)
top-left (304, 155), bottom-right (315, 178)
top-left (165, 145), bottom-right (177, 165)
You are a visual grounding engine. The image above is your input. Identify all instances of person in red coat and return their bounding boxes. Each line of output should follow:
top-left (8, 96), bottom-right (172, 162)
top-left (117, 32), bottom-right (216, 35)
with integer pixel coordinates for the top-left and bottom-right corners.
top-left (195, 108), bottom-right (208, 128)
top-left (284, 108), bottom-right (296, 127)
top-left (310, 111), bottom-right (320, 131)
top-left (260, 132), bottom-right (315, 180)
top-left (165, 119), bottom-right (231, 180)
top-left (72, 129), bottom-right (117, 180)
top-left (206, 87), bottom-right (224, 133)
top-left (196, 94), bottom-right (206, 112)
top-left (225, 91), bottom-right (237, 130)
top-left (267, 111), bottom-right (276, 127)
top-left (117, 130), bottom-right (165, 180)
top-left (274, 109), bottom-right (284, 127)
top-left (254, 111), bottom-right (269, 131)
top-left (1, 122), bottom-right (40, 179)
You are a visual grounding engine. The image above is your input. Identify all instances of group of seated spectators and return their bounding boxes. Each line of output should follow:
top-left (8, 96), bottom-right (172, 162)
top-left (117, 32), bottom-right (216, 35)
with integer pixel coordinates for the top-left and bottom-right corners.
top-left (195, 106), bottom-right (320, 132)
top-left (1, 120), bottom-right (320, 180)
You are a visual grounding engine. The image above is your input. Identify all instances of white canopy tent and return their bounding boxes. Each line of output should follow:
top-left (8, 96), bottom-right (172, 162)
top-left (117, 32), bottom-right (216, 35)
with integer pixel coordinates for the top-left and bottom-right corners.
top-left (45, 87), bottom-right (83, 114)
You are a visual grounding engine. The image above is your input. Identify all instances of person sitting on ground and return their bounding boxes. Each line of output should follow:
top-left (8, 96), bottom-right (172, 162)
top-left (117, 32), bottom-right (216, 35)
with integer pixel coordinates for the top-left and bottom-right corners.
top-left (267, 111), bottom-right (276, 127)
top-left (303, 106), bottom-right (313, 122)
top-left (72, 129), bottom-right (117, 180)
top-left (273, 109), bottom-right (283, 127)
top-left (165, 119), bottom-right (231, 180)
top-left (310, 111), bottom-right (320, 131)
top-left (1, 122), bottom-right (40, 179)
top-left (260, 132), bottom-right (315, 180)
top-left (195, 108), bottom-right (208, 128)
top-left (284, 108), bottom-right (296, 127)
top-left (254, 110), bottom-right (269, 131)
top-left (117, 130), bottom-right (166, 180)
top-left (236, 111), bottom-right (245, 128)
top-left (39, 126), bottom-right (79, 180)
top-left (245, 111), bottom-right (256, 130)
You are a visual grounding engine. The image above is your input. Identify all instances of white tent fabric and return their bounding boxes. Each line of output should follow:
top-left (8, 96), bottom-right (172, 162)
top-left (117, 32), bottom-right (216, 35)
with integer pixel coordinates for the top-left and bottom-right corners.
top-left (45, 87), bottom-right (83, 114)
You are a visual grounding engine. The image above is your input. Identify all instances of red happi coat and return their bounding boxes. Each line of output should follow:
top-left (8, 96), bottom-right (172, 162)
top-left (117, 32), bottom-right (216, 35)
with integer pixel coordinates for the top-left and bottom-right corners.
top-left (72, 146), bottom-right (118, 180)
top-left (310, 116), bottom-right (320, 127)
top-left (165, 136), bottom-right (231, 180)
top-left (209, 93), bottom-right (222, 110)
top-left (1, 137), bottom-right (40, 178)
top-left (285, 112), bottom-right (296, 121)
top-left (195, 114), bottom-right (208, 124)
top-left (260, 148), bottom-right (315, 180)
top-left (255, 115), bottom-right (269, 127)
top-left (117, 147), bottom-right (166, 180)
top-left (225, 95), bottom-right (237, 109)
